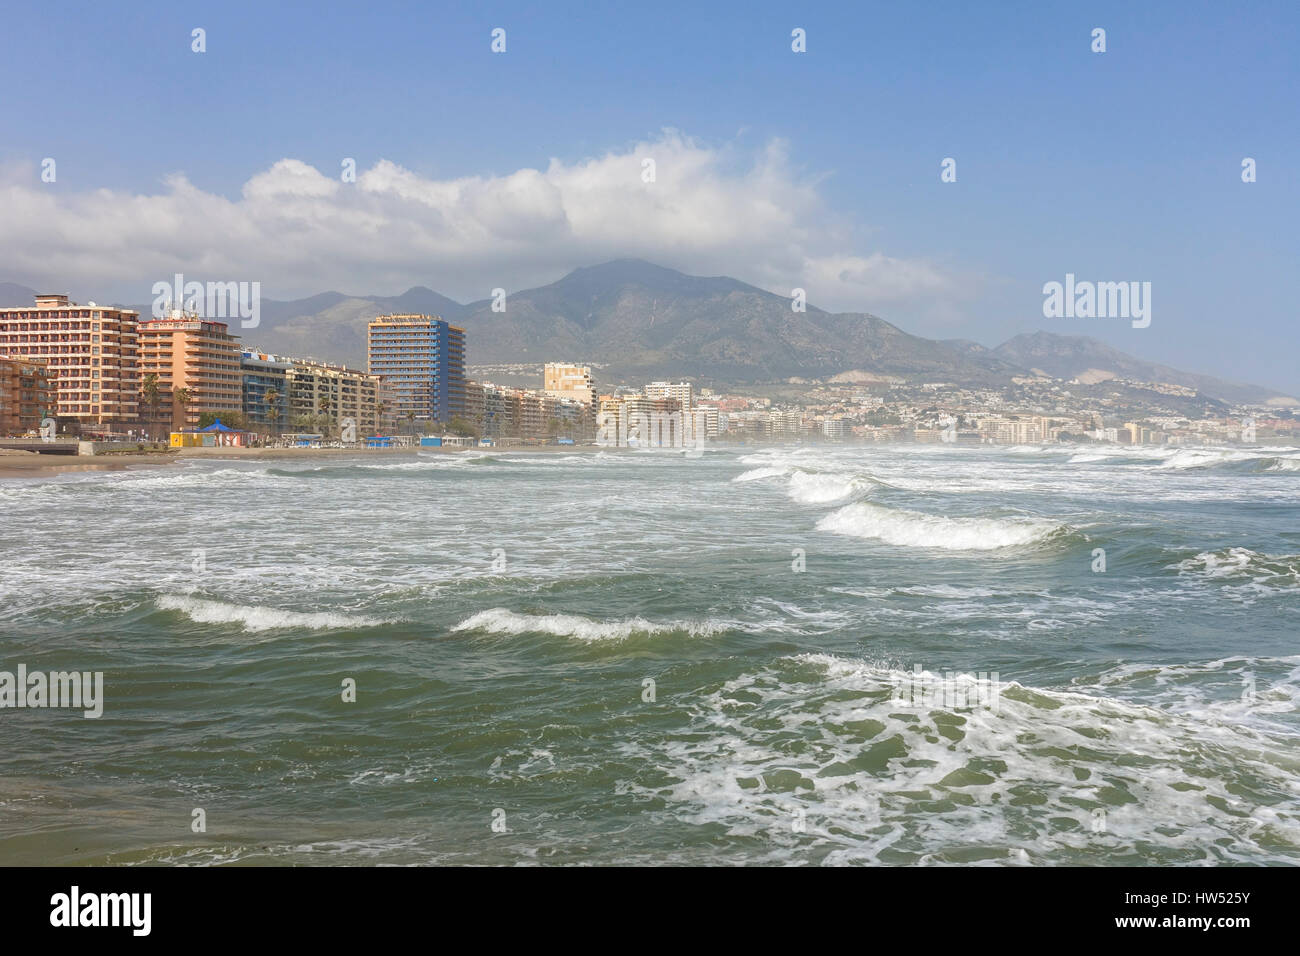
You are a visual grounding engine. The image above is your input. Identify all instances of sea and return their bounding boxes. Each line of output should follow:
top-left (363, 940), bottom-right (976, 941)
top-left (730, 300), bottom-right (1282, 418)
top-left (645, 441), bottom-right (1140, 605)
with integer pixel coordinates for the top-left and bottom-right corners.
top-left (1, 442), bottom-right (1297, 865)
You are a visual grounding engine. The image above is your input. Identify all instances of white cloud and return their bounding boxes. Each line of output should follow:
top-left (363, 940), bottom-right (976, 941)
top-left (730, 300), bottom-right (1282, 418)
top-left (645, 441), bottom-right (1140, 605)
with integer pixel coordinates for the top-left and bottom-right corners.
top-left (0, 133), bottom-right (976, 315)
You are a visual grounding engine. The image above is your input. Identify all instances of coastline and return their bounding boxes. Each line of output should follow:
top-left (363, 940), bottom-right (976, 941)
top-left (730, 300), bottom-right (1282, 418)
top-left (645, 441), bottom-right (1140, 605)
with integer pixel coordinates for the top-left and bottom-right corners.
top-left (0, 442), bottom-right (603, 480)
top-left (0, 451), bottom-right (182, 479)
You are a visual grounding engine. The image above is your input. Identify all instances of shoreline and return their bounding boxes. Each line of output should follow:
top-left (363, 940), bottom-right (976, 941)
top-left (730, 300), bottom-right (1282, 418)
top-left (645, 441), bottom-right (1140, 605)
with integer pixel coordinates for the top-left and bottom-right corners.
top-left (0, 442), bottom-right (602, 479)
top-left (3, 438), bottom-right (1287, 480)
top-left (0, 451), bottom-right (182, 479)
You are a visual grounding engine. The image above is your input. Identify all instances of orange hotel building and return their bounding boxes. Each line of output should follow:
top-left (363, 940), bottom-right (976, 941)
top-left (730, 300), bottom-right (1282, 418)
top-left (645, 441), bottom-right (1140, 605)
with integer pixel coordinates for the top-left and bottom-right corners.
top-left (137, 310), bottom-right (243, 430)
top-left (0, 294), bottom-right (140, 426)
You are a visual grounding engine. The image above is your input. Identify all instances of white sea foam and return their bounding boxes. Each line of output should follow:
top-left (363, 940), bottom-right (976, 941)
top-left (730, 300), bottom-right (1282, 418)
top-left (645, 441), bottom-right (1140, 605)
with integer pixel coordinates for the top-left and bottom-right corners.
top-left (1176, 548), bottom-right (1300, 593)
top-left (616, 653), bottom-right (1300, 864)
top-left (451, 608), bottom-right (722, 642)
top-left (112, 467), bottom-right (271, 488)
top-left (786, 470), bottom-right (868, 503)
top-left (1152, 448), bottom-right (1254, 470)
top-left (732, 465), bottom-right (790, 482)
top-left (1136, 445), bottom-right (1299, 471)
top-left (817, 502), bottom-right (1063, 551)
top-left (157, 594), bottom-right (388, 632)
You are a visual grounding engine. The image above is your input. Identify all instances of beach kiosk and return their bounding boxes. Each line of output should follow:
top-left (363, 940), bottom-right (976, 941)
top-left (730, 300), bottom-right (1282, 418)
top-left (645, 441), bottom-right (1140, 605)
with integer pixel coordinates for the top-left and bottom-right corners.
top-left (170, 419), bottom-right (253, 448)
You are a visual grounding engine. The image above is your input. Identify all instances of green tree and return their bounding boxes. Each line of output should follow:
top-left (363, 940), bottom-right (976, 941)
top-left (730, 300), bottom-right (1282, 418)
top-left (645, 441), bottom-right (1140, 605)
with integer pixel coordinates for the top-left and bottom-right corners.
top-left (263, 388), bottom-right (281, 435)
top-left (198, 409), bottom-right (247, 430)
top-left (316, 397), bottom-right (334, 438)
top-left (447, 416), bottom-right (477, 437)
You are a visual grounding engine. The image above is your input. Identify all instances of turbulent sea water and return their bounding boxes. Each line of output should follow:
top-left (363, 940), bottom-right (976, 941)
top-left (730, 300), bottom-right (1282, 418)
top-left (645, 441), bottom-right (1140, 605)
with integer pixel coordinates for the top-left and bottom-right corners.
top-left (1, 442), bottom-right (1298, 866)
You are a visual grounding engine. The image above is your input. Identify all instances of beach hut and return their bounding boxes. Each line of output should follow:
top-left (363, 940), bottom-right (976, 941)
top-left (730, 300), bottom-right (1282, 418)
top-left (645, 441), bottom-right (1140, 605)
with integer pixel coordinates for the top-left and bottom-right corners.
top-left (171, 419), bottom-right (253, 448)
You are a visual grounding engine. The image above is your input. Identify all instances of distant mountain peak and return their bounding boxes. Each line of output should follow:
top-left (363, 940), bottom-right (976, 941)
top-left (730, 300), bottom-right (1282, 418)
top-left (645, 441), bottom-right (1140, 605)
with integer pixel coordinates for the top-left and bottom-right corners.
top-left (3, 266), bottom-right (1288, 403)
top-left (994, 330), bottom-right (1284, 404)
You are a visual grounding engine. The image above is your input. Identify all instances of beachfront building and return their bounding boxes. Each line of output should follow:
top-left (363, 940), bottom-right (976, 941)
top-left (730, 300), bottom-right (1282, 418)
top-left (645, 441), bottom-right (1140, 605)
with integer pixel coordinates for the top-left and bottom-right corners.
top-left (543, 363), bottom-right (594, 405)
top-left (0, 294), bottom-right (140, 426)
top-left (981, 416), bottom-right (1051, 444)
top-left (768, 409), bottom-right (807, 439)
top-left (596, 396), bottom-right (626, 445)
top-left (821, 418), bottom-right (847, 440)
top-left (286, 358), bottom-right (384, 437)
top-left (696, 403), bottom-right (721, 439)
top-left (367, 314), bottom-right (466, 427)
top-left (1123, 421), bottom-right (1165, 445)
top-left (594, 394), bottom-right (684, 447)
top-left (465, 381), bottom-right (588, 440)
top-left (645, 381), bottom-right (694, 412)
top-left (137, 310), bottom-right (242, 430)
top-left (240, 350), bottom-right (291, 432)
top-left (0, 356), bottom-right (54, 435)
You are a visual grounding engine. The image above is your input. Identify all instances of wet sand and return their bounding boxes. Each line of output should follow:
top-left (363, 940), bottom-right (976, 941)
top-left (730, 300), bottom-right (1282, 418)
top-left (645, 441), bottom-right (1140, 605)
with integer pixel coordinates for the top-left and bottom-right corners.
top-left (0, 451), bottom-right (182, 478)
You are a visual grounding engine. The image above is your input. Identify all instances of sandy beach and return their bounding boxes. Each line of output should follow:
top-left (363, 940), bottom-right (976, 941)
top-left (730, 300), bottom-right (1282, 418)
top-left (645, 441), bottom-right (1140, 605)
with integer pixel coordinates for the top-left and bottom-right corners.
top-left (0, 449), bottom-right (182, 478)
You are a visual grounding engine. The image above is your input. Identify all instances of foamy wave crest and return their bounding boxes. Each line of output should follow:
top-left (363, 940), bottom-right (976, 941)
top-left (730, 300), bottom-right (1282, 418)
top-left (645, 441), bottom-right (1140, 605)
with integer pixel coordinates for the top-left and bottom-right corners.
top-left (1147, 446), bottom-right (1300, 471)
top-left (157, 594), bottom-right (389, 632)
top-left (732, 465), bottom-right (790, 482)
top-left (817, 502), bottom-right (1064, 551)
top-left (114, 467), bottom-right (271, 488)
top-left (786, 470), bottom-right (869, 503)
top-left (1176, 548), bottom-right (1299, 588)
top-left (451, 608), bottom-right (721, 642)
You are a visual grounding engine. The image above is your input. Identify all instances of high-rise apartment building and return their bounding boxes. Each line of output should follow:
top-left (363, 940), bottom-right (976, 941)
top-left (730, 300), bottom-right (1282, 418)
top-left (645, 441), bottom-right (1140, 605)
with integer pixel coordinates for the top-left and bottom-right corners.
top-left (645, 381), bottom-right (694, 411)
top-left (241, 350), bottom-right (291, 431)
top-left (543, 363), bottom-right (594, 405)
top-left (465, 380), bottom-right (587, 440)
top-left (0, 294), bottom-right (140, 426)
top-left (287, 358), bottom-right (384, 436)
top-left (137, 310), bottom-right (242, 429)
top-left (983, 416), bottom-right (1051, 444)
top-left (768, 409), bottom-right (806, 439)
top-left (367, 314), bottom-right (466, 425)
top-left (821, 419), bottom-right (847, 439)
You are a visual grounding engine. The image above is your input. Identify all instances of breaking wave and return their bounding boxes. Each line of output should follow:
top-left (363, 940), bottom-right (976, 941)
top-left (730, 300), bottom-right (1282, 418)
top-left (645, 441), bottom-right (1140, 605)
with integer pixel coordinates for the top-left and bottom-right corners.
top-left (156, 594), bottom-right (390, 632)
top-left (786, 470), bottom-right (872, 504)
top-left (451, 608), bottom-right (723, 643)
top-left (817, 502), bottom-right (1066, 551)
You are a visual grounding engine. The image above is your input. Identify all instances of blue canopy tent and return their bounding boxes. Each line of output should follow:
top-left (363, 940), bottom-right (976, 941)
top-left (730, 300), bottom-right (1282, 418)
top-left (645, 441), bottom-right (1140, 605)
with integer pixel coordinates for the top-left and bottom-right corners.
top-left (199, 419), bottom-right (238, 432)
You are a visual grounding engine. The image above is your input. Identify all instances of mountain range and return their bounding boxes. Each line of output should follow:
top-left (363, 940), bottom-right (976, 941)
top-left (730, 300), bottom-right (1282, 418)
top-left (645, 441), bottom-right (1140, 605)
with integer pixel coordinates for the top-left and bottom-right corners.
top-left (0, 262), bottom-right (1290, 405)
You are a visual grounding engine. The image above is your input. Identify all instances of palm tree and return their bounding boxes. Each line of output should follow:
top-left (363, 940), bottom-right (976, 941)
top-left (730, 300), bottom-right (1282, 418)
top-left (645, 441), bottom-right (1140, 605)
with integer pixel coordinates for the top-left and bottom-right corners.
top-left (172, 388), bottom-right (191, 431)
top-left (317, 397), bottom-right (333, 438)
top-left (405, 410), bottom-right (417, 436)
top-left (141, 373), bottom-right (161, 441)
top-left (263, 388), bottom-right (281, 435)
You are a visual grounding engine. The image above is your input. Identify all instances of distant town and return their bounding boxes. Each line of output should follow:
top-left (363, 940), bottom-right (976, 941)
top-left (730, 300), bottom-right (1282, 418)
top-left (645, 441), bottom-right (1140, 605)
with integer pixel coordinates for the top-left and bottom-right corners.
top-left (0, 293), bottom-right (1294, 450)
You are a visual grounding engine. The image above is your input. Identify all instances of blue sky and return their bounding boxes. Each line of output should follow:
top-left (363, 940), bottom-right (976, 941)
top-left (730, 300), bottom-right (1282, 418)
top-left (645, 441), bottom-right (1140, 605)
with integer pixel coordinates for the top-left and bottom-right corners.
top-left (2, 1), bottom-right (1297, 392)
